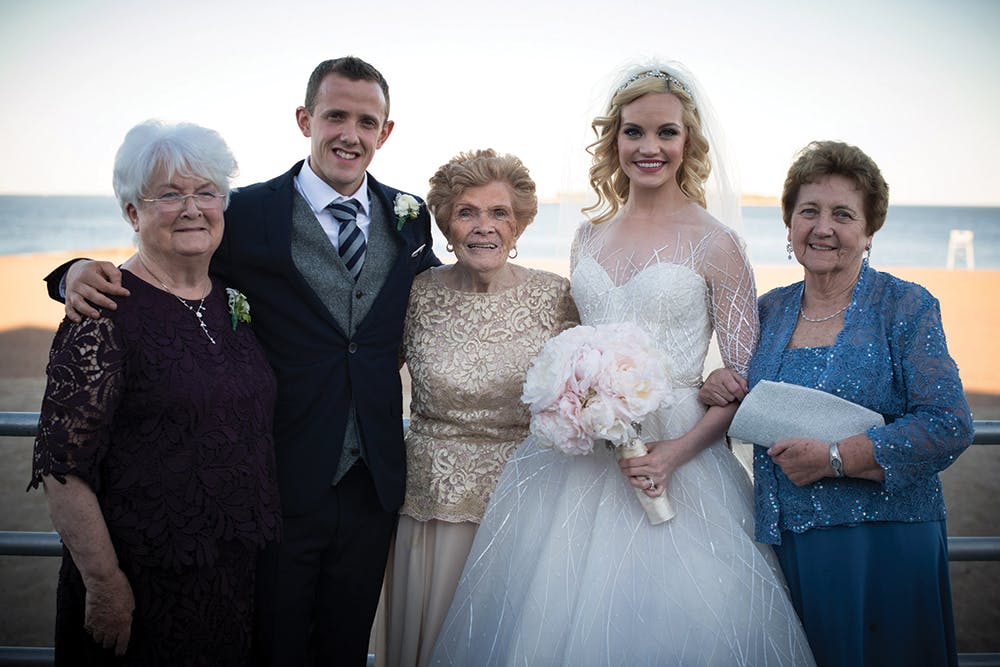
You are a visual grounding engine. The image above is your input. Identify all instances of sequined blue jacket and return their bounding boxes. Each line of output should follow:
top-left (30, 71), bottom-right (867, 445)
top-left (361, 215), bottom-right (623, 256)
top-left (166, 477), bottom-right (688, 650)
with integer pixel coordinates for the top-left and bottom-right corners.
top-left (748, 264), bottom-right (974, 545)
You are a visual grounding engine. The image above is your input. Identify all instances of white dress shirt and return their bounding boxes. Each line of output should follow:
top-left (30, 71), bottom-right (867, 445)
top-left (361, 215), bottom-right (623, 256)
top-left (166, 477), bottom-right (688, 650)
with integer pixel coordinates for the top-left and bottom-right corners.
top-left (294, 158), bottom-right (372, 250)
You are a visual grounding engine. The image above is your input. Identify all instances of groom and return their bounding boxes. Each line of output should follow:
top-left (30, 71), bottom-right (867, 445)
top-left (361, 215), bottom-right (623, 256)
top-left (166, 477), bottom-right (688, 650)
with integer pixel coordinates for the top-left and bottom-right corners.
top-left (48, 56), bottom-right (439, 665)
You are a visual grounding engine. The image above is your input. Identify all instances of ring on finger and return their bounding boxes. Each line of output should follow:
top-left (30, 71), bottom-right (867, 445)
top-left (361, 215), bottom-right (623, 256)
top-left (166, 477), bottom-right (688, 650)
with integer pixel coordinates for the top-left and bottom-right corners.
top-left (646, 478), bottom-right (656, 491)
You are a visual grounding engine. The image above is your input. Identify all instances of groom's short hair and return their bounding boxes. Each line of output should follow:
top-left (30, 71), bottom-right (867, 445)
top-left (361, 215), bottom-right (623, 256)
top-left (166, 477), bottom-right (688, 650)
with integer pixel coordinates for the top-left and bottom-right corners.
top-left (304, 56), bottom-right (391, 119)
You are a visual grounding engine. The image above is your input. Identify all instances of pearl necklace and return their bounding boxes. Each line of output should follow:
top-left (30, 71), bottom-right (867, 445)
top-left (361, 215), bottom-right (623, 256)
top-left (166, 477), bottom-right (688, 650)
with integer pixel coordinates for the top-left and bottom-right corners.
top-left (799, 303), bottom-right (849, 323)
top-left (137, 256), bottom-right (216, 344)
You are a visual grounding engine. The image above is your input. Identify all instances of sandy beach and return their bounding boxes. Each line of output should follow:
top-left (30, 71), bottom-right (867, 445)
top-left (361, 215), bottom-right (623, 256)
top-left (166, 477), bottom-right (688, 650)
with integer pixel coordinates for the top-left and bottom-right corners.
top-left (1, 249), bottom-right (997, 651)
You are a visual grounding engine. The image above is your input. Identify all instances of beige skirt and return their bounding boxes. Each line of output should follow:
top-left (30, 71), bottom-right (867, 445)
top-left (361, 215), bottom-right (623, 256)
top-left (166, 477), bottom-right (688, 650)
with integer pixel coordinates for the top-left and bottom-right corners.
top-left (372, 516), bottom-right (477, 667)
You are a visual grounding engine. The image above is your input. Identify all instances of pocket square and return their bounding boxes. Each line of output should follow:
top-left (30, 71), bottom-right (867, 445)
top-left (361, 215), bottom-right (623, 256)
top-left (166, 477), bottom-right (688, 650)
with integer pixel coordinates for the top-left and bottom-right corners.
top-left (410, 244), bottom-right (426, 258)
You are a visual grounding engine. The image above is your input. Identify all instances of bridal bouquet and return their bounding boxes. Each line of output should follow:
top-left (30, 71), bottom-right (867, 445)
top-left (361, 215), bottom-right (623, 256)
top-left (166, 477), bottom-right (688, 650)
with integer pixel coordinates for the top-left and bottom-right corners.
top-left (521, 322), bottom-right (676, 524)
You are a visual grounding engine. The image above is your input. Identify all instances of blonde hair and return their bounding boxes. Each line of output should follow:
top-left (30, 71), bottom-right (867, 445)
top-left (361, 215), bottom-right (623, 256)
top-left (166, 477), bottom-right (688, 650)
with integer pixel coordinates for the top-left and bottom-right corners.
top-left (585, 71), bottom-right (711, 224)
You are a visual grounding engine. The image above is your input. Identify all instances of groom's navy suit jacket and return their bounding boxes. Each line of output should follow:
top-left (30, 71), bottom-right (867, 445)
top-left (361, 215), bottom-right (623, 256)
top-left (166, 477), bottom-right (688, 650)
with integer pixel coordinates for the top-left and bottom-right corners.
top-left (213, 161), bottom-right (439, 516)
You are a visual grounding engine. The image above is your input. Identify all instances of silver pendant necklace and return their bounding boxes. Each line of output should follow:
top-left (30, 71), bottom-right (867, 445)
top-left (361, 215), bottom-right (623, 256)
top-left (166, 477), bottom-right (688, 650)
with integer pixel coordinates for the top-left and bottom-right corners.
top-left (137, 256), bottom-right (216, 344)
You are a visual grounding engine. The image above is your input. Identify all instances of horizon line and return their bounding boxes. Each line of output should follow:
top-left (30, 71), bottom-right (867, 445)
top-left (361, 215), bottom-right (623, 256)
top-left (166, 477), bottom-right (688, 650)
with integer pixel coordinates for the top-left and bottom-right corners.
top-left (1, 191), bottom-right (999, 209)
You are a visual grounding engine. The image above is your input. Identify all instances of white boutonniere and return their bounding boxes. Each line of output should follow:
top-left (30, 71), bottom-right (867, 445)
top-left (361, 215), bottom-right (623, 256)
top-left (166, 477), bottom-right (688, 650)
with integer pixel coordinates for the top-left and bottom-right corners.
top-left (393, 193), bottom-right (421, 231)
top-left (226, 288), bottom-right (251, 331)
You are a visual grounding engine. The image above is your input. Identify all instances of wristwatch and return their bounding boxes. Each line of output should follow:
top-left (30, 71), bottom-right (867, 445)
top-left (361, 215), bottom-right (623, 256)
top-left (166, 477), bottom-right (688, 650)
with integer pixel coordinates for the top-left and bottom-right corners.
top-left (829, 441), bottom-right (845, 478)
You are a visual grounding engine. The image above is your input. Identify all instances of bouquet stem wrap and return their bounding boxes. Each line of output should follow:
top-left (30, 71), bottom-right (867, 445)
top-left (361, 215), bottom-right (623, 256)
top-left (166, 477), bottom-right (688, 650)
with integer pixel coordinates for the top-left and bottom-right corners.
top-left (614, 433), bottom-right (675, 525)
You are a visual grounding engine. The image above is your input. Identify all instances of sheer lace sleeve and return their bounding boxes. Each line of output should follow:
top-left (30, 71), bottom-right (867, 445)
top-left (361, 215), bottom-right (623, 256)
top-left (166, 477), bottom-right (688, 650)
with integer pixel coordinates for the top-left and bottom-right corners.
top-left (30, 316), bottom-right (126, 490)
top-left (569, 221), bottom-right (594, 276)
top-left (870, 290), bottom-right (973, 491)
top-left (703, 228), bottom-right (758, 375)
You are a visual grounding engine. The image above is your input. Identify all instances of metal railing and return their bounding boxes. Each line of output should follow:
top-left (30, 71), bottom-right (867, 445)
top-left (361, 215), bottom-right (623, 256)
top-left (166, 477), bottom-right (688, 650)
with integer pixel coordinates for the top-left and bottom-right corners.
top-left (2, 413), bottom-right (998, 666)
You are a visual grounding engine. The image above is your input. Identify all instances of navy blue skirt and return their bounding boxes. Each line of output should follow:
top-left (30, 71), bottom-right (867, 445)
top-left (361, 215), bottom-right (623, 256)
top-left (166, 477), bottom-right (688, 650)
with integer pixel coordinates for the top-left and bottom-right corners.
top-left (774, 520), bottom-right (957, 667)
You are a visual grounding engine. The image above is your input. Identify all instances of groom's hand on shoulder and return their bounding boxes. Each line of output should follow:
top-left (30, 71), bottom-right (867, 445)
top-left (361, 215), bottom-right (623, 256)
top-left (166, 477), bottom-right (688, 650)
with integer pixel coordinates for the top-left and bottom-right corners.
top-left (64, 260), bottom-right (129, 322)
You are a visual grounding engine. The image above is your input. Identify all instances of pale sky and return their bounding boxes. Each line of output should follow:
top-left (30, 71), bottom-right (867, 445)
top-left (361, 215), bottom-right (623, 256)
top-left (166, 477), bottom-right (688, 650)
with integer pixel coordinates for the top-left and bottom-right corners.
top-left (1, 0), bottom-right (998, 205)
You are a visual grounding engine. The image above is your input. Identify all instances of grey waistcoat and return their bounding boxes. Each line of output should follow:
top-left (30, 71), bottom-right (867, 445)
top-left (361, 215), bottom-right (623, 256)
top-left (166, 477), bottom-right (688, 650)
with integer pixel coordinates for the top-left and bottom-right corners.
top-left (289, 189), bottom-right (400, 484)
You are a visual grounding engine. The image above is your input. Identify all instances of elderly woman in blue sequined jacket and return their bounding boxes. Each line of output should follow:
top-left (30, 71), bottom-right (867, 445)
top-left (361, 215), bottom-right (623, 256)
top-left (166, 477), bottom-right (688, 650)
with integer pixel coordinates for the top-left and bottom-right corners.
top-left (701, 140), bottom-right (973, 667)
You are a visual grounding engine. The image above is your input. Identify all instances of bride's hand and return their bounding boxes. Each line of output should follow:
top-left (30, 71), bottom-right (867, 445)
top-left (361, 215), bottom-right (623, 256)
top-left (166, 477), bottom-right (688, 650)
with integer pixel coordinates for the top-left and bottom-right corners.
top-left (618, 440), bottom-right (684, 498)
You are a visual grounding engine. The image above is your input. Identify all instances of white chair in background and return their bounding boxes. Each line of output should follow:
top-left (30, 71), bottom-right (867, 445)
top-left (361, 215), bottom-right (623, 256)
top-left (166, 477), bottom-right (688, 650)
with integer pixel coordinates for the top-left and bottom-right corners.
top-left (946, 229), bottom-right (975, 270)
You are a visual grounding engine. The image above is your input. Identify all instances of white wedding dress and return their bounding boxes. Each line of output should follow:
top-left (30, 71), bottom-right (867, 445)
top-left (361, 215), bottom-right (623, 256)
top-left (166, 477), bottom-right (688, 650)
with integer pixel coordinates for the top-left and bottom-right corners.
top-left (430, 218), bottom-right (815, 666)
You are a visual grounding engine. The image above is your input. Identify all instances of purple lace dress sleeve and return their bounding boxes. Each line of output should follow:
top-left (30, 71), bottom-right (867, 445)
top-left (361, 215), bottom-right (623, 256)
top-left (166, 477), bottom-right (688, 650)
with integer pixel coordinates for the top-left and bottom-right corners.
top-left (30, 270), bottom-right (281, 665)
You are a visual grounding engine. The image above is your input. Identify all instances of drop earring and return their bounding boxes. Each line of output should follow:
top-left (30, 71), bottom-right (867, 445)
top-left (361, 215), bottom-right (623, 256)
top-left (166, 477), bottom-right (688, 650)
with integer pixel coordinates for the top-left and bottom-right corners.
top-left (786, 241), bottom-right (793, 261)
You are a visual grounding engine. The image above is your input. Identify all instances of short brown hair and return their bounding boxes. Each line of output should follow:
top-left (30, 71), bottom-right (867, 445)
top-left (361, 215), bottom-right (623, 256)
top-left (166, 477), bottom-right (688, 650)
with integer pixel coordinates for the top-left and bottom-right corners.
top-left (782, 141), bottom-right (889, 235)
top-left (303, 56), bottom-right (390, 119)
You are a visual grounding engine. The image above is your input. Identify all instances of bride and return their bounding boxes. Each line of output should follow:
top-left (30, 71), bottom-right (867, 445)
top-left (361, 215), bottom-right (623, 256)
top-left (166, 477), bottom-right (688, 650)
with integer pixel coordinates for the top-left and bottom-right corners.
top-left (430, 62), bottom-right (815, 665)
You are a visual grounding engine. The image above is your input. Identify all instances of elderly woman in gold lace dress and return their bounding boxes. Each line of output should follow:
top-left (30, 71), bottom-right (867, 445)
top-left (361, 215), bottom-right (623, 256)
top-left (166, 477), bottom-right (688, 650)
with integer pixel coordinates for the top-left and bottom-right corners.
top-left (376, 149), bottom-right (579, 666)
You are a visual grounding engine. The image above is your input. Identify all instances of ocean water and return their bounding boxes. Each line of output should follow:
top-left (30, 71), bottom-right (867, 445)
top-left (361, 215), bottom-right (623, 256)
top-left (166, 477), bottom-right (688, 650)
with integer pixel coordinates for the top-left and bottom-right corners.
top-left (738, 205), bottom-right (1000, 268)
top-left (517, 202), bottom-right (1000, 269)
top-left (1, 195), bottom-right (998, 269)
top-left (0, 195), bottom-right (132, 255)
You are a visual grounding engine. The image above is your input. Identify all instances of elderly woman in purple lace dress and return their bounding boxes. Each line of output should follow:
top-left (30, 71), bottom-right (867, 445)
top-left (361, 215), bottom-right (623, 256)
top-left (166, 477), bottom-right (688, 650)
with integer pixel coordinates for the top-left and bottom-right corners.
top-left (29, 120), bottom-right (280, 666)
top-left (702, 140), bottom-right (973, 667)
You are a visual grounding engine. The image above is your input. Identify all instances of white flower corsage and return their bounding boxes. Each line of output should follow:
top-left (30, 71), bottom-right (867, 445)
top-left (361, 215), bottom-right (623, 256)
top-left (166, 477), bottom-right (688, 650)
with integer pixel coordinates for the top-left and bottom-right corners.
top-left (393, 193), bottom-right (421, 231)
top-left (226, 288), bottom-right (251, 331)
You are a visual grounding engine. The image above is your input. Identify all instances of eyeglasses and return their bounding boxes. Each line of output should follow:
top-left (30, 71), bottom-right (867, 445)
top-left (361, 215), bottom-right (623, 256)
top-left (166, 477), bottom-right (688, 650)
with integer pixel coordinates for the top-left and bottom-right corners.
top-left (453, 206), bottom-right (515, 224)
top-left (139, 191), bottom-right (226, 211)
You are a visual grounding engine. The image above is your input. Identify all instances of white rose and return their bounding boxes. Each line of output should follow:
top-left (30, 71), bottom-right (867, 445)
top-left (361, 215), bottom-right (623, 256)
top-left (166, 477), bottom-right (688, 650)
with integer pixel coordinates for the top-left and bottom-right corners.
top-left (394, 194), bottom-right (420, 219)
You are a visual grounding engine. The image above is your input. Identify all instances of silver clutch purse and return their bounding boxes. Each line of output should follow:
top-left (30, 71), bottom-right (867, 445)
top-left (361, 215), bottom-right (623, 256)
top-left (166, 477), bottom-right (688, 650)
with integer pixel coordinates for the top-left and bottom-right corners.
top-left (729, 380), bottom-right (885, 446)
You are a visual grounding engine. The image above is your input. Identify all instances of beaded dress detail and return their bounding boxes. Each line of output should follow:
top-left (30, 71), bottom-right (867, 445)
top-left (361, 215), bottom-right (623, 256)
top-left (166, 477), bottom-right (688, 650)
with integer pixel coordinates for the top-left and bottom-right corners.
top-left (749, 265), bottom-right (974, 544)
top-left (431, 218), bottom-right (815, 666)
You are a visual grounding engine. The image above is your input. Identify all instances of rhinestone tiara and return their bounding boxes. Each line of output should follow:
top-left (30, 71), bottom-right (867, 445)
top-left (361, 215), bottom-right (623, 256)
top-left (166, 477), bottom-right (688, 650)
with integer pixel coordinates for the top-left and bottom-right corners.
top-left (617, 70), bottom-right (692, 96)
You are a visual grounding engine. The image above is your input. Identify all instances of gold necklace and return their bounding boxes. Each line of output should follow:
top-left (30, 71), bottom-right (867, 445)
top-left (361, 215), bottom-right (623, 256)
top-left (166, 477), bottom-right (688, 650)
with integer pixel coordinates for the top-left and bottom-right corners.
top-left (136, 255), bottom-right (216, 344)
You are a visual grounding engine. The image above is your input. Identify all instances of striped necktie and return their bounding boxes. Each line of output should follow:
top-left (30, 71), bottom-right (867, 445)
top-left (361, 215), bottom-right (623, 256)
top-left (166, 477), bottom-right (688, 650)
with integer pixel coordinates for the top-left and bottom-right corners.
top-left (328, 198), bottom-right (365, 281)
